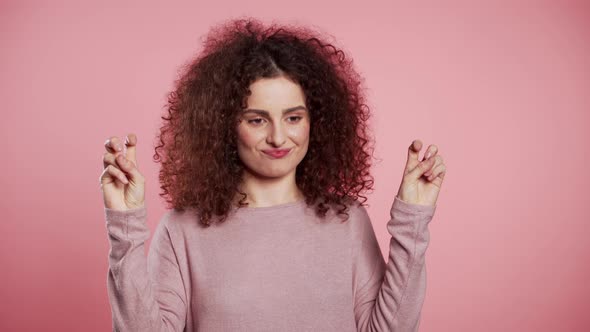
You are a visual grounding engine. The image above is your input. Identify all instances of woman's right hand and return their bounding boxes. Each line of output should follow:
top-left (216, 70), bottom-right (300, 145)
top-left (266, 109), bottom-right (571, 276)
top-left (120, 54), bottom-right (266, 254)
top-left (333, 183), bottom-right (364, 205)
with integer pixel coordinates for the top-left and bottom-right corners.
top-left (99, 133), bottom-right (146, 211)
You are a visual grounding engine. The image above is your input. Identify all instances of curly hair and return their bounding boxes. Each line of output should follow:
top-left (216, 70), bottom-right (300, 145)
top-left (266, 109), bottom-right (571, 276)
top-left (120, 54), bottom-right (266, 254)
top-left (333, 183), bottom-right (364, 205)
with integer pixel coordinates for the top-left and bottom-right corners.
top-left (153, 17), bottom-right (375, 227)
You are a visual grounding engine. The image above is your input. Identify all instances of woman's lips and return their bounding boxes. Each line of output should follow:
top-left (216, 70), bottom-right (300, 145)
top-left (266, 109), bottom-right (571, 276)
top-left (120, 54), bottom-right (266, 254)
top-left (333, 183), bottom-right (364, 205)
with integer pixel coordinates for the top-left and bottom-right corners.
top-left (262, 148), bottom-right (291, 158)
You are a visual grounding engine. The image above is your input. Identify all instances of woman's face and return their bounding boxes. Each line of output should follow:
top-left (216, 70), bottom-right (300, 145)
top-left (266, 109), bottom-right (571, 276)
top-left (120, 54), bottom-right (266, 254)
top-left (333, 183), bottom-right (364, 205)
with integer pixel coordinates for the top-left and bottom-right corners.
top-left (235, 76), bottom-right (310, 180)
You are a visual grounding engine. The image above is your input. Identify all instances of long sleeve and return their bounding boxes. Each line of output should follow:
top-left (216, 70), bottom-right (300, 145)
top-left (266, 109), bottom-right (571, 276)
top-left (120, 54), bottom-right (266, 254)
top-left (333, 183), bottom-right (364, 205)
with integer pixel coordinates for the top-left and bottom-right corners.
top-left (353, 196), bottom-right (436, 332)
top-left (104, 206), bottom-right (187, 332)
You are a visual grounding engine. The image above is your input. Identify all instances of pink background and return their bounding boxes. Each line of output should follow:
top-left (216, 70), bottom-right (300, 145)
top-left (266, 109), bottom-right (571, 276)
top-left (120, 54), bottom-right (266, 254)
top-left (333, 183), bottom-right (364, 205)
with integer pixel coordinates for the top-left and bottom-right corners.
top-left (2, 0), bottom-right (589, 331)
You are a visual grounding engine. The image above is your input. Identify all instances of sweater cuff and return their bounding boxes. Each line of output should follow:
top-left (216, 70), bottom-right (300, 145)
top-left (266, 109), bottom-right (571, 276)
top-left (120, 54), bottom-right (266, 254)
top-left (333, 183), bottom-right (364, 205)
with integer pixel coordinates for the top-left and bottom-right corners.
top-left (391, 196), bottom-right (436, 217)
top-left (104, 205), bottom-right (147, 223)
top-left (104, 206), bottom-right (148, 239)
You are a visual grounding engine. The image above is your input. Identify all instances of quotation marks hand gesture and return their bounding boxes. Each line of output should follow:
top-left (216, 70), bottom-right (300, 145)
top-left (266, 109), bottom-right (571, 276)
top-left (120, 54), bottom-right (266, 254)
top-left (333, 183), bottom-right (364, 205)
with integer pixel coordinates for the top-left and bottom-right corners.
top-left (396, 139), bottom-right (446, 207)
top-left (99, 133), bottom-right (146, 211)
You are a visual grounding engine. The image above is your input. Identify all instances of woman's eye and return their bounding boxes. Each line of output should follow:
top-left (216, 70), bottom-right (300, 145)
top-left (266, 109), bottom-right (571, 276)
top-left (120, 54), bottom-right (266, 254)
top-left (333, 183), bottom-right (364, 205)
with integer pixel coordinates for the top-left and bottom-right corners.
top-left (247, 117), bottom-right (302, 125)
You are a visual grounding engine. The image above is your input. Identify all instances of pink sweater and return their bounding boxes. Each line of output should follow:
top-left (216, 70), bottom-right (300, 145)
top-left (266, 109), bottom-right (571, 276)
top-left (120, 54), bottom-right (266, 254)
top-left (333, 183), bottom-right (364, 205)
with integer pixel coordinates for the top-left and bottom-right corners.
top-left (104, 196), bottom-right (436, 331)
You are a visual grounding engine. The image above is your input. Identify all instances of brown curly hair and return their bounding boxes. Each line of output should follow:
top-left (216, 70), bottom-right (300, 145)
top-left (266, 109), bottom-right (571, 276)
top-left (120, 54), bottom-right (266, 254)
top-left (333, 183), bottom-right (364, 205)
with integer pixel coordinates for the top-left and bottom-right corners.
top-left (153, 17), bottom-right (375, 227)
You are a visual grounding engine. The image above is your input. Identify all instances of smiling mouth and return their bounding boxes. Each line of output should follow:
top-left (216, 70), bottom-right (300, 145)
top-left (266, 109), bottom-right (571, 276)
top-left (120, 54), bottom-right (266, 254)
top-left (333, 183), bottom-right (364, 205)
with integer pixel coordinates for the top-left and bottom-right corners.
top-left (262, 149), bottom-right (292, 158)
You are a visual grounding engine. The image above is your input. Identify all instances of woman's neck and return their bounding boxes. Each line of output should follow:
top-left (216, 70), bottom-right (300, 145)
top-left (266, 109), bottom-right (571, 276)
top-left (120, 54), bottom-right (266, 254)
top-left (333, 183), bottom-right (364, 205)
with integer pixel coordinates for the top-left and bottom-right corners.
top-left (233, 169), bottom-right (306, 208)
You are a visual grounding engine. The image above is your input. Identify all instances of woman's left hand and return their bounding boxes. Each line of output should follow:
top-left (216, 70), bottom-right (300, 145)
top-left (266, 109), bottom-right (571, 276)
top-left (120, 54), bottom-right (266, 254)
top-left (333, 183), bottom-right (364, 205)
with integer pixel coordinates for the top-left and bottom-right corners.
top-left (396, 139), bottom-right (446, 207)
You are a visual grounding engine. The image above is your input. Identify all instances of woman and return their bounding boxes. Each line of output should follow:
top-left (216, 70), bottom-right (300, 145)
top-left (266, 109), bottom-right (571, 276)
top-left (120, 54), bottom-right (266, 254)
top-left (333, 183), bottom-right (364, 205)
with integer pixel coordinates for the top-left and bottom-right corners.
top-left (100, 18), bottom-right (446, 331)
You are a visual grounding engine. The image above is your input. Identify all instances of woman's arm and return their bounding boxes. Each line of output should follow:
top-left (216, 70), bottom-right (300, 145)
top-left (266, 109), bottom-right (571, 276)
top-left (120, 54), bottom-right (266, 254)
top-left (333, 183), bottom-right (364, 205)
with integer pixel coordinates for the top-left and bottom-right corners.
top-left (352, 196), bottom-right (436, 332)
top-left (104, 206), bottom-right (187, 331)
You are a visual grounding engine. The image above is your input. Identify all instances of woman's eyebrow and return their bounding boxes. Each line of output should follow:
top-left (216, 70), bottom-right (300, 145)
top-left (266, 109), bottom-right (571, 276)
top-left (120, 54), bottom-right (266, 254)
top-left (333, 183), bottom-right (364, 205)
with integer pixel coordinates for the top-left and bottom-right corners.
top-left (243, 105), bottom-right (307, 116)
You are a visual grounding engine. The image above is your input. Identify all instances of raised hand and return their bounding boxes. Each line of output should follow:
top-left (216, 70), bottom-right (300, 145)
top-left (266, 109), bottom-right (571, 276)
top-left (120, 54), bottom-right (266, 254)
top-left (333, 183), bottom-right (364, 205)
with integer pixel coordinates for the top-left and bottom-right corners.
top-left (99, 133), bottom-right (146, 211)
top-left (396, 139), bottom-right (446, 207)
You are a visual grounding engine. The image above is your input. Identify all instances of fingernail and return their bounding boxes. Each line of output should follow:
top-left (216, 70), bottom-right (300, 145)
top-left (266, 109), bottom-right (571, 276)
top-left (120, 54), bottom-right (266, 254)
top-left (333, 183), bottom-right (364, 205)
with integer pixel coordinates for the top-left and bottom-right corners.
top-left (425, 152), bottom-right (431, 159)
top-left (117, 145), bottom-right (122, 151)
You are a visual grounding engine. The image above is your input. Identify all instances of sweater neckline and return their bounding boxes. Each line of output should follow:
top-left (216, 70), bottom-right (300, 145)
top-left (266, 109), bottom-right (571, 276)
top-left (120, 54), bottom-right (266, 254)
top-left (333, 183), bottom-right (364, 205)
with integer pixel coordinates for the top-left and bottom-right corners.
top-left (233, 198), bottom-right (307, 215)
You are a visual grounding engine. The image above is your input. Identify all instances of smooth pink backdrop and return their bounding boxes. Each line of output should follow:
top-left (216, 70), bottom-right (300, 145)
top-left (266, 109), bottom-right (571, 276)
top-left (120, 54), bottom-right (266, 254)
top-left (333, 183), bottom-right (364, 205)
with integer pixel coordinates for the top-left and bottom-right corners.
top-left (1, 0), bottom-right (589, 331)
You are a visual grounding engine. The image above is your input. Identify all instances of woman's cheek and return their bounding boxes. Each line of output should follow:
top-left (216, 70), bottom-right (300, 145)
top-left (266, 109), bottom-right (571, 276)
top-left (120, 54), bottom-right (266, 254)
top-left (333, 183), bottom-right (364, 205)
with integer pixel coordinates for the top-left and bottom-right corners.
top-left (291, 124), bottom-right (309, 140)
top-left (244, 129), bottom-right (265, 147)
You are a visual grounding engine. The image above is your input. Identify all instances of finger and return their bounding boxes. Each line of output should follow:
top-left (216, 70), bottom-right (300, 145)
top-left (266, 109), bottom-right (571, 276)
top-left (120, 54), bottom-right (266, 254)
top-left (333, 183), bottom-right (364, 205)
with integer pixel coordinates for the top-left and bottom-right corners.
top-left (426, 163), bottom-right (446, 181)
top-left (123, 133), bottom-right (138, 168)
top-left (438, 168), bottom-right (446, 180)
top-left (100, 165), bottom-right (129, 185)
top-left (424, 155), bottom-right (441, 177)
top-left (405, 139), bottom-right (423, 173)
top-left (104, 136), bottom-right (125, 157)
top-left (116, 153), bottom-right (143, 183)
top-left (409, 154), bottom-right (436, 180)
top-left (421, 144), bottom-right (438, 162)
top-left (103, 151), bottom-right (117, 169)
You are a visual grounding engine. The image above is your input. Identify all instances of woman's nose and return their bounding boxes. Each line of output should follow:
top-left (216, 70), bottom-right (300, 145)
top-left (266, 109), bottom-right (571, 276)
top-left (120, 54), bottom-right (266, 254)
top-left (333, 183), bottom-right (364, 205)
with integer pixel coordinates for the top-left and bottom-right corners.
top-left (266, 123), bottom-right (287, 146)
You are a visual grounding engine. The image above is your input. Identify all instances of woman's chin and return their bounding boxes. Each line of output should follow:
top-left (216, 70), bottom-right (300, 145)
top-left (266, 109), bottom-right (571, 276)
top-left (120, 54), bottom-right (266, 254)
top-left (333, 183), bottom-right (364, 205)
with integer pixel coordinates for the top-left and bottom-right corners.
top-left (249, 168), bottom-right (295, 180)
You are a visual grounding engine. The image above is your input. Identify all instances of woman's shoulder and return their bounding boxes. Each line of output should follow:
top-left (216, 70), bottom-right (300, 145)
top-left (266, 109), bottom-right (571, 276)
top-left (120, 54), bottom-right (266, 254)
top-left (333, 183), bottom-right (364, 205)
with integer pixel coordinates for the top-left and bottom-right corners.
top-left (155, 207), bottom-right (204, 233)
